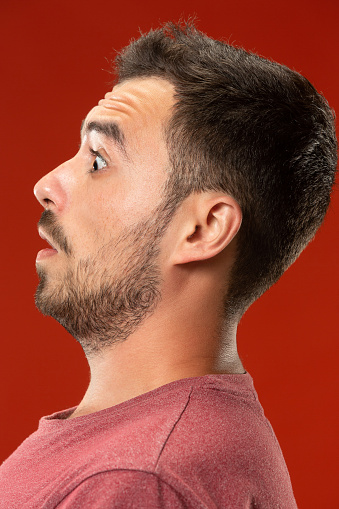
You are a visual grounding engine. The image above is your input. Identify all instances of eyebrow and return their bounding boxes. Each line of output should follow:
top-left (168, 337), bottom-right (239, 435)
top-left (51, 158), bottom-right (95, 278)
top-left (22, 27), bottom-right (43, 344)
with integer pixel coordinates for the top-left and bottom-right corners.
top-left (80, 120), bottom-right (128, 158)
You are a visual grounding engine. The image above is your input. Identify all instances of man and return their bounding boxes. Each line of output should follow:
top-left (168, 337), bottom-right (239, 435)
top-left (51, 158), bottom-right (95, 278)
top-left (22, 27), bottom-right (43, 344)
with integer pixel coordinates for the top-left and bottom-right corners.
top-left (0, 21), bottom-right (336, 508)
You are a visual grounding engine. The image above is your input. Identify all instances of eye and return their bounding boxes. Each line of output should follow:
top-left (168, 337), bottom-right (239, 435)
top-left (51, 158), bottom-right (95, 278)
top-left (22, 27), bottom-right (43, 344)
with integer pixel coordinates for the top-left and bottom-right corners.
top-left (89, 149), bottom-right (107, 173)
top-left (93, 154), bottom-right (107, 171)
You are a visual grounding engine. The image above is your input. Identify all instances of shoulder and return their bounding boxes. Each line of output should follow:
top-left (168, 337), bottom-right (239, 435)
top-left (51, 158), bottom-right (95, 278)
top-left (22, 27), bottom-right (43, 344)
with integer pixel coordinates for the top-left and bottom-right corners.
top-left (161, 373), bottom-right (269, 442)
top-left (154, 375), bottom-right (296, 507)
top-left (157, 374), bottom-right (271, 466)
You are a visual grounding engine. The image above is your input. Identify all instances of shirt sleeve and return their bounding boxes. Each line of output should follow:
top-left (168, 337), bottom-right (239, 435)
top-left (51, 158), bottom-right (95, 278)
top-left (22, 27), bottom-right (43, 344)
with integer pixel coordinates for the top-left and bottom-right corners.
top-left (56, 470), bottom-right (189, 508)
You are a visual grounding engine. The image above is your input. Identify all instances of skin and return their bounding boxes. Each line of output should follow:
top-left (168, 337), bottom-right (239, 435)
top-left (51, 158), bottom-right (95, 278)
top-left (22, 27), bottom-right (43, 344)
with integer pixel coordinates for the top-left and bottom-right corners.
top-left (34, 77), bottom-right (245, 419)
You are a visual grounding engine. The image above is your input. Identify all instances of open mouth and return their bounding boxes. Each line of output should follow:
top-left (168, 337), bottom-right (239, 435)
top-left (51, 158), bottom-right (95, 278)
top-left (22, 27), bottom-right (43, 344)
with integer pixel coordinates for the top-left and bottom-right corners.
top-left (36, 228), bottom-right (59, 262)
top-left (38, 229), bottom-right (58, 251)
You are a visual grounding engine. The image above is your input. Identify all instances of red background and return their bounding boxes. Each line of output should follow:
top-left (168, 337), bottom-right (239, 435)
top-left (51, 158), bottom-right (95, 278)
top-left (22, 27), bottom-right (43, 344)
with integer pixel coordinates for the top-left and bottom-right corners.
top-left (1, 1), bottom-right (338, 507)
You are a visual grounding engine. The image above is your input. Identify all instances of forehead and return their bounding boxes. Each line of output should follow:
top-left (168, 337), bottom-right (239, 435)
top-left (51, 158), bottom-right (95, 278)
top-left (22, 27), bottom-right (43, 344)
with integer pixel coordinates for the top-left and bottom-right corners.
top-left (84, 77), bottom-right (175, 139)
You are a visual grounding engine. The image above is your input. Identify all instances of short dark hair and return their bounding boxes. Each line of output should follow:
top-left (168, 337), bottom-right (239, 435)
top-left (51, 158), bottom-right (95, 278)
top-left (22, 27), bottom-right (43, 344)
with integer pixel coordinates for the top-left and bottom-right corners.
top-left (114, 21), bottom-right (337, 318)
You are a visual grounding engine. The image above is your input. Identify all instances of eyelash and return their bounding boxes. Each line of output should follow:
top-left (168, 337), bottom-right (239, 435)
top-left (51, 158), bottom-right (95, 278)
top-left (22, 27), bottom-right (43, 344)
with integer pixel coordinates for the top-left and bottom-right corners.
top-left (88, 148), bottom-right (108, 173)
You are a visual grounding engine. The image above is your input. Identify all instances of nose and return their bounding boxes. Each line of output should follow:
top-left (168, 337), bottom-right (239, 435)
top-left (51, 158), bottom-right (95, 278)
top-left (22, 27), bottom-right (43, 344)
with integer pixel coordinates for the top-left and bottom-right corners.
top-left (34, 162), bottom-right (69, 212)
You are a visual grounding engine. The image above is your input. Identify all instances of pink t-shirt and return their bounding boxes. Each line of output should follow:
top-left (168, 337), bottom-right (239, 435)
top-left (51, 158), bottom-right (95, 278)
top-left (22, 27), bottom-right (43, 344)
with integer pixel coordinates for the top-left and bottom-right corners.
top-left (0, 374), bottom-right (298, 508)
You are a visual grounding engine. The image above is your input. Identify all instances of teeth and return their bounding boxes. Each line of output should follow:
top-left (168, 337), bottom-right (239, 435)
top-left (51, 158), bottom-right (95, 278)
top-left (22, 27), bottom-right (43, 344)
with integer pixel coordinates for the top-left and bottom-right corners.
top-left (38, 228), bottom-right (57, 251)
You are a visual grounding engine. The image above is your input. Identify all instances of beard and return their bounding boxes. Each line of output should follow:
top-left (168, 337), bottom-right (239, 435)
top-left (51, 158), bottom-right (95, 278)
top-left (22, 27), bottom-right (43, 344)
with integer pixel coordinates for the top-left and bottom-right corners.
top-left (35, 197), bottom-right (178, 357)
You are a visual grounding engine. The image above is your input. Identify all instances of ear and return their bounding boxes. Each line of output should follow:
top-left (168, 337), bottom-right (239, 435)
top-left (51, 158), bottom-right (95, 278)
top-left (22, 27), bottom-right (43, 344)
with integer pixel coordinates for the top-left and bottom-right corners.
top-left (170, 192), bottom-right (242, 266)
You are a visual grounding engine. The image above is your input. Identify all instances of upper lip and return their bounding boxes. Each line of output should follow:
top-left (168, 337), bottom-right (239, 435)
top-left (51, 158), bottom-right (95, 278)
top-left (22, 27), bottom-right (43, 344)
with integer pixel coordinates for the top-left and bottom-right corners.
top-left (38, 228), bottom-right (58, 251)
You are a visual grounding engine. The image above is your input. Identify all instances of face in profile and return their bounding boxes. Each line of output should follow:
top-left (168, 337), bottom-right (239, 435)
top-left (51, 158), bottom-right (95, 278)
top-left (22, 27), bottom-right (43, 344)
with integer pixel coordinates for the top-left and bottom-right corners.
top-left (34, 78), bottom-right (176, 356)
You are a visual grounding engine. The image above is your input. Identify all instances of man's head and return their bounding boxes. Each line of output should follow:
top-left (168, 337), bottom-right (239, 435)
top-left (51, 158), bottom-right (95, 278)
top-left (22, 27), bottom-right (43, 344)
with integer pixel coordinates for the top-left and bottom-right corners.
top-left (34, 21), bottom-right (337, 355)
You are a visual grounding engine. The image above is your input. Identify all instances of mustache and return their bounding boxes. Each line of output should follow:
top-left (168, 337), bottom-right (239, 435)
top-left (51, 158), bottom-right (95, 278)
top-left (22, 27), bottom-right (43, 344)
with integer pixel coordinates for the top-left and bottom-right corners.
top-left (38, 210), bottom-right (72, 256)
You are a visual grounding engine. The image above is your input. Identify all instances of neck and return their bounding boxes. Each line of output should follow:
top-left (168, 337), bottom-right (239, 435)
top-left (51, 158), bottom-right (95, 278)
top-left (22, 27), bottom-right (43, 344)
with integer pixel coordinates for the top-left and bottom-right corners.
top-left (68, 299), bottom-right (244, 420)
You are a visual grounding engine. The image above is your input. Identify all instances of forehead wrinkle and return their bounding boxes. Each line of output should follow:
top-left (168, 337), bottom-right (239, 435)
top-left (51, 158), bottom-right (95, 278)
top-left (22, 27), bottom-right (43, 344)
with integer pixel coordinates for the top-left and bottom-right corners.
top-left (98, 97), bottom-right (139, 117)
top-left (104, 87), bottom-right (169, 121)
top-left (100, 91), bottom-right (149, 120)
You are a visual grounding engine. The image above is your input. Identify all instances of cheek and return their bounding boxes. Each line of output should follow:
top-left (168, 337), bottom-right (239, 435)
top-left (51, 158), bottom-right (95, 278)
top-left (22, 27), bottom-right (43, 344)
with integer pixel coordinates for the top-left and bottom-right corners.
top-left (97, 175), bottom-right (164, 227)
top-left (122, 160), bottom-right (167, 222)
top-left (69, 157), bottom-right (166, 253)
top-left (66, 198), bottom-right (120, 258)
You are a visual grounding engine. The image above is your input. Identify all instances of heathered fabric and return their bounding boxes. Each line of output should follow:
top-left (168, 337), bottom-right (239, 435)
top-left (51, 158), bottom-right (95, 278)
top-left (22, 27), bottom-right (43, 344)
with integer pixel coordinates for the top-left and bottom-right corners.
top-left (0, 373), bottom-right (298, 508)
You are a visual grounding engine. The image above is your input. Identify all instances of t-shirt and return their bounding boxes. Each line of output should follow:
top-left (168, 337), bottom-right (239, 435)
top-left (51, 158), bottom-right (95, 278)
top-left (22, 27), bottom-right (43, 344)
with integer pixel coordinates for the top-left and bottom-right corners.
top-left (0, 373), bottom-right (298, 508)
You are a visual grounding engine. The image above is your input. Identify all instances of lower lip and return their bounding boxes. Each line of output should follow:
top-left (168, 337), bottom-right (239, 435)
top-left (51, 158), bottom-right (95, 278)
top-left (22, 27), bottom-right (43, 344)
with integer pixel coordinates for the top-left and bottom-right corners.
top-left (36, 248), bottom-right (58, 262)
